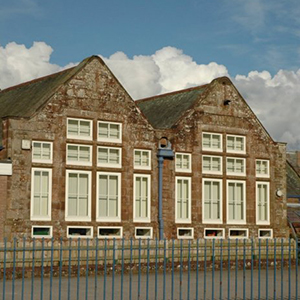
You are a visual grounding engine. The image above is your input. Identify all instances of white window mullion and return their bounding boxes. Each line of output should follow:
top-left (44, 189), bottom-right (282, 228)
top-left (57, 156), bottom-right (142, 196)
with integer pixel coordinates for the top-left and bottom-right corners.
top-left (202, 133), bottom-right (222, 152)
top-left (31, 168), bottom-right (52, 221)
top-left (67, 118), bottom-right (92, 141)
top-left (32, 141), bottom-right (53, 164)
top-left (202, 179), bottom-right (222, 224)
top-left (66, 170), bottom-right (91, 221)
top-left (97, 172), bottom-right (121, 222)
top-left (227, 180), bottom-right (246, 224)
top-left (256, 182), bottom-right (270, 225)
top-left (98, 121), bottom-right (122, 143)
top-left (175, 177), bottom-right (191, 224)
top-left (134, 174), bottom-right (151, 223)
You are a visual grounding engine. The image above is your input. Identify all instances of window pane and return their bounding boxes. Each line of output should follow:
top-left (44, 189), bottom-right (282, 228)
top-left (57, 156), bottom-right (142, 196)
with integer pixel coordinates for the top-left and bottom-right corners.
top-left (236, 137), bottom-right (244, 151)
top-left (78, 174), bottom-right (88, 216)
top-left (109, 176), bottom-right (118, 217)
top-left (212, 135), bottom-right (220, 149)
top-left (204, 181), bottom-right (220, 221)
top-left (99, 123), bottom-right (109, 138)
top-left (212, 157), bottom-right (220, 171)
top-left (33, 143), bottom-right (42, 159)
top-left (227, 136), bottom-right (235, 150)
top-left (141, 178), bottom-right (148, 218)
top-left (110, 149), bottom-right (119, 164)
top-left (32, 170), bottom-right (50, 218)
top-left (98, 148), bottom-right (108, 164)
top-left (177, 179), bottom-right (189, 220)
top-left (68, 145), bottom-right (78, 161)
top-left (142, 152), bottom-right (148, 166)
top-left (79, 146), bottom-right (90, 162)
top-left (135, 151), bottom-right (141, 166)
top-left (68, 120), bottom-right (78, 135)
top-left (134, 176), bottom-right (148, 219)
top-left (67, 172), bottom-right (89, 218)
top-left (42, 144), bottom-right (51, 160)
top-left (203, 157), bottom-right (210, 171)
top-left (98, 175), bottom-right (108, 217)
top-left (236, 159), bottom-right (243, 172)
top-left (79, 121), bottom-right (90, 136)
top-left (110, 124), bottom-right (119, 139)
top-left (203, 134), bottom-right (210, 148)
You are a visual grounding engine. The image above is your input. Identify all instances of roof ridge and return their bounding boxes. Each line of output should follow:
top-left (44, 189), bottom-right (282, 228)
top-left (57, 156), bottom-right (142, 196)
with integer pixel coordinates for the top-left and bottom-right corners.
top-left (136, 84), bottom-right (209, 103)
top-left (0, 67), bottom-right (76, 94)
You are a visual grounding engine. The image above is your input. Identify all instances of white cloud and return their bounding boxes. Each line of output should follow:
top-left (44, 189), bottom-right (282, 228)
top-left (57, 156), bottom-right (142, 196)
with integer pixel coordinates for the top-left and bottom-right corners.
top-left (0, 42), bottom-right (61, 89)
top-left (102, 46), bottom-right (229, 99)
top-left (1, 41), bottom-right (300, 149)
top-left (234, 70), bottom-right (300, 149)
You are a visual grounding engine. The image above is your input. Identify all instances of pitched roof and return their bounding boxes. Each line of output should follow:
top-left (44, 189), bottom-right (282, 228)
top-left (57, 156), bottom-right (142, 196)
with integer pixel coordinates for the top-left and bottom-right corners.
top-left (0, 56), bottom-right (97, 146)
top-left (136, 85), bottom-right (208, 129)
top-left (287, 160), bottom-right (300, 196)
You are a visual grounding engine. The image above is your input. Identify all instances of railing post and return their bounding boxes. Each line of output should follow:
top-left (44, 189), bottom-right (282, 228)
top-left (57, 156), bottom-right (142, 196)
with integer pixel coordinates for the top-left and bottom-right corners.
top-left (40, 238), bottom-right (45, 300)
top-left (31, 238), bottom-right (36, 300)
top-left (2, 237), bottom-right (7, 300)
top-left (12, 237), bottom-right (16, 300)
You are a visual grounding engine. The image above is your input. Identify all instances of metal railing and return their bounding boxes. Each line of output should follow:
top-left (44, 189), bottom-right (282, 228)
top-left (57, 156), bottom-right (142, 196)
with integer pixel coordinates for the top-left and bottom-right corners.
top-left (0, 237), bottom-right (299, 299)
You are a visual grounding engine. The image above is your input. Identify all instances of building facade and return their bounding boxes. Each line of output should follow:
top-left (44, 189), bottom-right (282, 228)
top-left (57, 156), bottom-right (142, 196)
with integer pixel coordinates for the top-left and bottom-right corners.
top-left (0, 56), bottom-right (288, 240)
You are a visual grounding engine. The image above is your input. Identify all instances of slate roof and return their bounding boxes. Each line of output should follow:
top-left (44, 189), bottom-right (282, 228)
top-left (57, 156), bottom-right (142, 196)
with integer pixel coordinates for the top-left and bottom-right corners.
top-left (0, 56), bottom-right (96, 146)
top-left (286, 160), bottom-right (300, 196)
top-left (136, 85), bottom-right (208, 129)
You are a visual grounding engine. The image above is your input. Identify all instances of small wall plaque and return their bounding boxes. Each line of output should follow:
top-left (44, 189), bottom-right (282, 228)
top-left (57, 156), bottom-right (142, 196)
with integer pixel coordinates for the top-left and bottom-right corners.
top-left (22, 140), bottom-right (31, 150)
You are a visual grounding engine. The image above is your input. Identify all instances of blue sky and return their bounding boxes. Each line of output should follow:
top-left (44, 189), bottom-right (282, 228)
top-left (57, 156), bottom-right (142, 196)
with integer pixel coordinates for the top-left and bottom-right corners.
top-left (1, 0), bottom-right (300, 149)
top-left (2, 0), bottom-right (300, 75)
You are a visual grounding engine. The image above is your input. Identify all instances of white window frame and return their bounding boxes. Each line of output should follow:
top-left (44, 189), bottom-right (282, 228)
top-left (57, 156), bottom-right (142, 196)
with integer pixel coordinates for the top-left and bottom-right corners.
top-left (226, 134), bottom-right (246, 154)
top-left (134, 149), bottom-right (151, 170)
top-left (133, 174), bottom-right (151, 223)
top-left (32, 141), bottom-right (53, 164)
top-left (202, 132), bottom-right (223, 152)
top-left (98, 121), bottom-right (122, 143)
top-left (202, 178), bottom-right (223, 224)
top-left (31, 226), bottom-right (53, 238)
top-left (256, 159), bottom-right (270, 178)
top-left (96, 172), bottom-right (121, 222)
top-left (258, 229), bottom-right (273, 239)
top-left (66, 144), bottom-right (92, 166)
top-left (175, 177), bottom-right (192, 224)
top-left (226, 157), bottom-right (246, 176)
top-left (175, 152), bottom-right (192, 173)
top-left (226, 180), bottom-right (246, 225)
top-left (65, 170), bottom-right (92, 222)
top-left (98, 226), bottom-right (123, 239)
top-left (228, 228), bottom-right (249, 239)
top-left (67, 118), bottom-right (92, 141)
top-left (30, 168), bottom-right (52, 221)
top-left (202, 155), bottom-right (222, 175)
top-left (97, 146), bottom-right (122, 168)
top-left (204, 228), bottom-right (225, 239)
top-left (135, 227), bottom-right (153, 239)
top-left (177, 228), bottom-right (194, 239)
top-left (256, 181), bottom-right (270, 225)
top-left (67, 226), bottom-right (93, 239)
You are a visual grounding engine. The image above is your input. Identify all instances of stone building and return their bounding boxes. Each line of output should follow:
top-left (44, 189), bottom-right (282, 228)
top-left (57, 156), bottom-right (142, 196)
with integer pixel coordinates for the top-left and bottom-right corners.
top-left (0, 56), bottom-right (288, 240)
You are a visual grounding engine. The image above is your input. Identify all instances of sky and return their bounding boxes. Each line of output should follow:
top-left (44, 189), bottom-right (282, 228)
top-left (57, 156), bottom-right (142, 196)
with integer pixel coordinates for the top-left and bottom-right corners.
top-left (1, 0), bottom-right (300, 149)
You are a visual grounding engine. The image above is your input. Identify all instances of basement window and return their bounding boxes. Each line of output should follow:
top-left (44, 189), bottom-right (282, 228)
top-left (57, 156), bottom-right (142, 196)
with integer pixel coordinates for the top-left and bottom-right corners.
top-left (98, 227), bottom-right (123, 239)
top-left (177, 228), bottom-right (194, 239)
top-left (258, 229), bottom-right (273, 239)
top-left (204, 228), bottom-right (225, 239)
top-left (67, 226), bottom-right (93, 238)
top-left (135, 227), bottom-right (153, 239)
top-left (32, 226), bottom-right (52, 238)
top-left (228, 228), bottom-right (248, 239)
